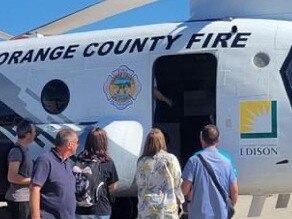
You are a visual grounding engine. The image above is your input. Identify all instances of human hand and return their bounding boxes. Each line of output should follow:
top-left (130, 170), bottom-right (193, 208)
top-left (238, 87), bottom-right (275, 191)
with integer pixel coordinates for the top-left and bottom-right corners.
top-left (178, 204), bottom-right (184, 218)
top-left (166, 99), bottom-right (173, 107)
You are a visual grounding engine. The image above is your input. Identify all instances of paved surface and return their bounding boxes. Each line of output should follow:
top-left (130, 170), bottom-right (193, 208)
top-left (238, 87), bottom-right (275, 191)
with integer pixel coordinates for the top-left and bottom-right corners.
top-left (234, 195), bottom-right (292, 219)
top-left (1, 195), bottom-right (292, 218)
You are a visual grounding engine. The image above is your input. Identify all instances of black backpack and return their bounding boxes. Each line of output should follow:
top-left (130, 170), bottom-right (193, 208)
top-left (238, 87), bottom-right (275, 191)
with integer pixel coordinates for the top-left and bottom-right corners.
top-left (0, 144), bottom-right (24, 201)
top-left (73, 159), bottom-right (106, 207)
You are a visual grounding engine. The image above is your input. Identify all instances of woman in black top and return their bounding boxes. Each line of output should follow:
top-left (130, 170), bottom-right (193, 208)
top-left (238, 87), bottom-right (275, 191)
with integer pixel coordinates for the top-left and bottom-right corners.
top-left (74, 127), bottom-right (119, 219)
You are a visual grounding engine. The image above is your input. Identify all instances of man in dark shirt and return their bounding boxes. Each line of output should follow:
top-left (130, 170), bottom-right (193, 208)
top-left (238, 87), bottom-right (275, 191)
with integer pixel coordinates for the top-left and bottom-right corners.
top-left (6, 119), bottom-right (36, 219)
top-left (30, 128), bottom-right (79, 219)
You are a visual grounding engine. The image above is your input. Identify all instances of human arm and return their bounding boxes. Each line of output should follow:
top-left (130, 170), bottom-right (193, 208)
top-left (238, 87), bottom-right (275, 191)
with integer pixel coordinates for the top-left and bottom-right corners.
top-left (181, 157), bottom-right (196, 200)
top-left (170, 155), bottom-right (184, 205)
top-left (7, 161), bottom-right (31, 185)
top-left (29, 155), bottom-right (50, 219)
top-left (7, 148), bottom-right (30, 185)
top-left (228, 161), bottom-right (238, 205)
top-left (30, 184), bottom-right (41, 219)
top-left (153, 87), bottom-right (173, 107)
top-left (230, 181), bottom-right (238, 205)
top-left (107, 160), bottom-right (119, 194)
top-left (108, 182), bottom-right (118, 194)
top-left (181, 179), bottom-right (192, 197)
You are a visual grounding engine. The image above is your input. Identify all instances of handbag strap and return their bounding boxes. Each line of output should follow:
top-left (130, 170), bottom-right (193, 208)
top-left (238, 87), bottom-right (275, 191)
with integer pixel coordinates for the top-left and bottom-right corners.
top-left (198, 154), bottom-right (228, 202)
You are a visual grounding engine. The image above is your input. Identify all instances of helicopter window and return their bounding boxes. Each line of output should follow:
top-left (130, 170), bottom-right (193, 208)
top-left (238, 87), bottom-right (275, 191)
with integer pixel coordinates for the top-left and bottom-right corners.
top-left (253, 52), bottom-right (270, 68)
top-left (41, 79), bottom-right (70, 114)
top-left (0, 101), bottom-right (21, 126)
top-left (280, 47), bottom-right (292, 108)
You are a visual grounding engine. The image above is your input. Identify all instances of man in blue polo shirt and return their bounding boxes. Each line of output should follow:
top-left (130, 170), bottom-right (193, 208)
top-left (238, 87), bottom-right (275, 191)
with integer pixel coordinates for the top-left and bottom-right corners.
top-left (30, 128), bottom-right (79, 219)
top-left (182, 125), bottom-right (238, 219)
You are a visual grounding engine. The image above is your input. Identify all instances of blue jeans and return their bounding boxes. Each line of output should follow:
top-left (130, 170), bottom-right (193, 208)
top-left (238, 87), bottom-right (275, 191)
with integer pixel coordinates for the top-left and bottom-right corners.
top-left (76, 214), bottom-right (110, 219)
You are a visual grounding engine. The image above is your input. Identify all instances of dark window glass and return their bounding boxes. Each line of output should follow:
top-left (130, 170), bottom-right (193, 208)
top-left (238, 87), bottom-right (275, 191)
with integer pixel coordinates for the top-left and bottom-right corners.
top-left (41, 79), bottom-right (70, 114)
top-left (280, 48), bottom-right (292, 108)
top-left (283, 62), bottom-right (292, 91)
top-left (285, 63), bottom-right (292, 90)
top-left (0, 101), bottom-right (21, 126)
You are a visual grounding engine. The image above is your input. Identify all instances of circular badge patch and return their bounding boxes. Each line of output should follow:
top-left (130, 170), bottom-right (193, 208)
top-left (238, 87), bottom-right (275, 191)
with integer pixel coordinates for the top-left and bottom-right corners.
top-left (103, 65), bottom-right (142, 110)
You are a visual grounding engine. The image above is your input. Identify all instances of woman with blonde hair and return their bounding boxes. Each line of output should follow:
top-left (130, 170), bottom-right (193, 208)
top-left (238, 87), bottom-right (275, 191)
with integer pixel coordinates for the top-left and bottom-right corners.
top-left (135, 128), bottom-right (184, 219)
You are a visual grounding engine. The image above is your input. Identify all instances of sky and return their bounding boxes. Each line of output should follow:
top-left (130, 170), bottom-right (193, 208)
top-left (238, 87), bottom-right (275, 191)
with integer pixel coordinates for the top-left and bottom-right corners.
top-left (0, 0), bottom-right (190, 37)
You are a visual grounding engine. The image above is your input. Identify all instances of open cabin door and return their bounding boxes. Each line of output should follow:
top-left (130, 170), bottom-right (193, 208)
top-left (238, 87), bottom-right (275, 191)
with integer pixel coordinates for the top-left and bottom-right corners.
top-left (153, 53), bottom-right (217, 166)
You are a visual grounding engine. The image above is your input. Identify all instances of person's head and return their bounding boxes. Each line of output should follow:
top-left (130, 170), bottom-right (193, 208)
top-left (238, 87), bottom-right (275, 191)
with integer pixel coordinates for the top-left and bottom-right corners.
top-left (141, 128), bottom-right (166, 158)
top-left (16, 119), bottom-right (36, 144)
top-left (78, 127), bottom-right (110, 161)
top-left (55, 128), bottom-right (79, 157)
top-left (162, 130), bottom-right (170, 147)
top-left (200, 124), bottom-right (219, 148)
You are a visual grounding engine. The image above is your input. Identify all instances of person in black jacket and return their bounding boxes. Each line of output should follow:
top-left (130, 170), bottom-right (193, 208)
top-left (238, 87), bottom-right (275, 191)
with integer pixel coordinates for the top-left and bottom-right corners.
top-left (75, 127), bottom-right (119, 219)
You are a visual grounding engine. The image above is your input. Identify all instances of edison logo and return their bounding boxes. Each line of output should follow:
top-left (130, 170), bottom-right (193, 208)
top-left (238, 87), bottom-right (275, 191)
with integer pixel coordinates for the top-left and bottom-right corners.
top-left (240, 100), bottom-right (277, 139)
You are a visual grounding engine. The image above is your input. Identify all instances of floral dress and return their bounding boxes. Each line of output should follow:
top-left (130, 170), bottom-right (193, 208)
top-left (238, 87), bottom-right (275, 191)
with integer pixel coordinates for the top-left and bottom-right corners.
top-left (135, 150), bottom-right (184, 219)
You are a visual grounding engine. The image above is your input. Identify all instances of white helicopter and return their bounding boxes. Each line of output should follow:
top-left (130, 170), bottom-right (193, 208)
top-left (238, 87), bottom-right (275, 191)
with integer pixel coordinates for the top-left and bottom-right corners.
top-left (0, 0), bottom-right (292, 217)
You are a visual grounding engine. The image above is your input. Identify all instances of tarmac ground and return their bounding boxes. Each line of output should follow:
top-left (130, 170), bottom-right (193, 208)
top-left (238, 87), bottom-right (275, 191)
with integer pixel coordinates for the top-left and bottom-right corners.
top-left (1, 195), bottom-right (292, 218)
top-left (233, 195), bottom-right (292, 219)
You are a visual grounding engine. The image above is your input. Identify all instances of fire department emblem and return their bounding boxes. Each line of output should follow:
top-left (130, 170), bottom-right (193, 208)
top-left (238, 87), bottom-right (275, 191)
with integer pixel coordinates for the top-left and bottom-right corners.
top-left (103, 65), bottom-right (142, 110)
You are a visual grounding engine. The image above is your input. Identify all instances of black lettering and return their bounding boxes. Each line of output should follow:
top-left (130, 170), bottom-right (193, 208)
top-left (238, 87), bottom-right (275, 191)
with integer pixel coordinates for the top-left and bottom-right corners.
top-left (49, 46), bottom-right (65, 60)
top-left (20, 50), bottom-right (34, 63)
top-left (212, 33), bottom-right (232, 48)
top-left (202, 33), bottom-right (214, 48)
top-left (130, 38), bottom-right (149, 53)
top-left (98, 41), bottom-right (114, 56)
top-left (241, 146), bottom-right (278, 156)
top-left (263, 147), bottom-right (270, 155)
top-left (34, 48), bottom-right (51, 62)
top-left (0, 52), bottom-right (9, 65)
top-left (8, 51), bottom-right (23, 64)
top-left (231, 33), bottom-right (251, 48)
top-left (257, 147), bottom-right (263, 155)
top-left (186, 33), bottom-right (204, 49)
top-left (166, 35), bottom-right (182, 50)
top-left (83, 43), bottom-right (99, 57)
top-left (246, 148), bottom-right (253, 156)
top-left (63, 44), bottom-right (79, 59)
top-left (114, 39), bottom-right (132, 55)
top-left (149, 36), bottom-right (164, 51)
top-left (271, 147), bottom-right (278, 155)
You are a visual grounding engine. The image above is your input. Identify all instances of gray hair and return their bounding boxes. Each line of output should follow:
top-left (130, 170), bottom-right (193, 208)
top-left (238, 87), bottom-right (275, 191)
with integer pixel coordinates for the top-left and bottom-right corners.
top-left (55, 128), bottom-right (77, 147)
top-left (16, 119), bottom-right (34, 139)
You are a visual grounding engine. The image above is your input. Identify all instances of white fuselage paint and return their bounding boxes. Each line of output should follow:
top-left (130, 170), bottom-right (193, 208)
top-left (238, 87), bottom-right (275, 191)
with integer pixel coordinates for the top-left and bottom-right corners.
top-left (0, 18), bottom-right (291, 196)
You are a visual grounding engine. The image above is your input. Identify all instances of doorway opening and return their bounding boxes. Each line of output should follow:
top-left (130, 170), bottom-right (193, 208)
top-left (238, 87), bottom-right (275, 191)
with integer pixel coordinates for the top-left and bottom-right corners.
top-left (153, 53), bottom-right (217, 166)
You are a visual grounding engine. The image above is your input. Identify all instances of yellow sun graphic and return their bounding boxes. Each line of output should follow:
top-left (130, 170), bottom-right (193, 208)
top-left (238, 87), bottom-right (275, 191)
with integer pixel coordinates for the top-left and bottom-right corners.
top-left (240, 101), bottom-right (271, 133)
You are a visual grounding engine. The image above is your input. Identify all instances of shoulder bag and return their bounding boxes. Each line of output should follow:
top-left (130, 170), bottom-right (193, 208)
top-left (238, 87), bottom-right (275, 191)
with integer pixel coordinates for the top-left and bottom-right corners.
top-left (198, 154), bottom-right (235, 219)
